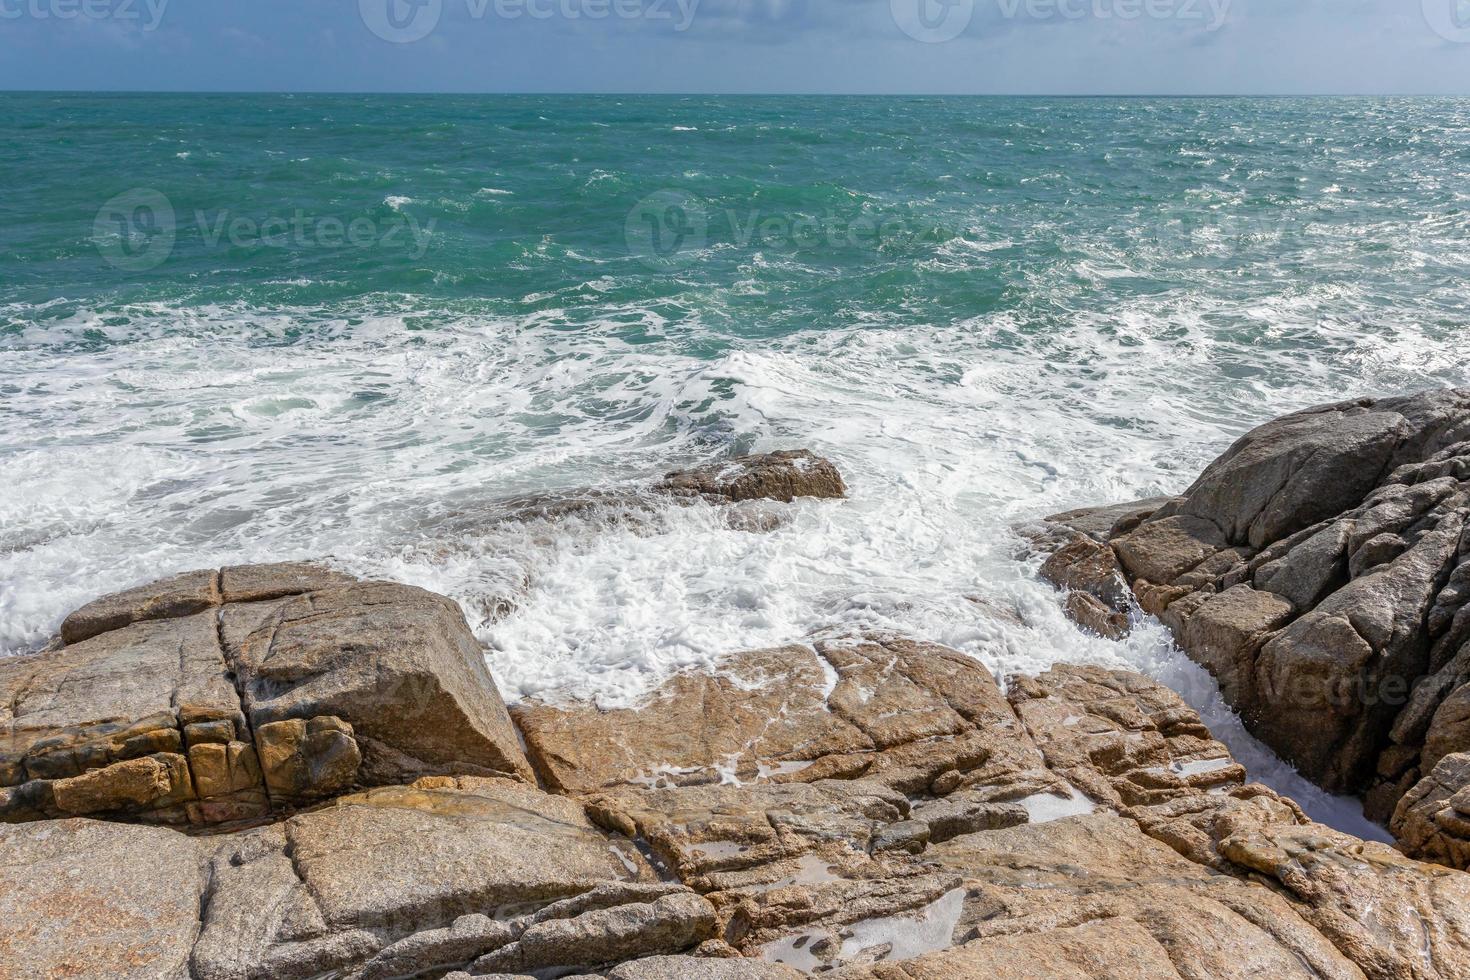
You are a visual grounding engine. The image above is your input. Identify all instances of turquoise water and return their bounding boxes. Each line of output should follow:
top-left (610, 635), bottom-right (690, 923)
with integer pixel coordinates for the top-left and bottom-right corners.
top-left (1, 96), bottom-right (1468, 832)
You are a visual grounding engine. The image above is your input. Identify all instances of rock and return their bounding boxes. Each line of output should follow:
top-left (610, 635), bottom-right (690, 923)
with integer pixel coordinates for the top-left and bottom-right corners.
top-left (1113, 514), bottom-right (1230, 585)
top-left (1392, 752), bottom-right (1470, 870)
top-left (1, 611), bottom-right (260, 824)
top-left (0, 818), bottom-right (208, 979)
top-left (192, 775), bottom-right (654, 980)
top-left (832, 917), bottom-right (1186, 980)
top-left (659, 450), bottom-right (847, 503)
top-left (6, 614), bottom-right (1469, 980)
top-left (2, 565), bottom-right (530, 826)
top-left (1042, 497), bottom-right (1174, 543)
top-left (1063, 592), bottom-right (1130, 640)
top-left (606, 957), bottom-right (805, 980)
top-left (1047, 389), bottom-right (1470, 863)
top-left (470, 892), bottom-right (717, 974)
top-left (518, 635), bottom-right (1049, 803)
top-left (871, 820), bottom-right (930, 855)
top-left (1177, 585), bottom-right (1296, 707)
top-left (1040, 534), bottom-right (1135, 639)
top-left (224, 580), bottom-right (533, 788)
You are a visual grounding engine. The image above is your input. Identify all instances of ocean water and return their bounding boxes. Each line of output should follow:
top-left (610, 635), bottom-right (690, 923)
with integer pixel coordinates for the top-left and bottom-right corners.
top-left (4, 93), bottom-right (1470, 836)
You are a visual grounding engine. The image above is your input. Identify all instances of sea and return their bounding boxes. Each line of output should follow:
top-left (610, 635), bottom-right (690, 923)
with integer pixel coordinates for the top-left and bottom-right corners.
top-left (5, 93), bottom-right (1470, 835)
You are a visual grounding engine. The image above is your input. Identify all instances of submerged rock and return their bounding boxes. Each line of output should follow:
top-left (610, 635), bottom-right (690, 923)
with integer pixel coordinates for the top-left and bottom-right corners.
top-left (658, 450), bottom-right (847, 503)
top-left (1033, 388), bottom-right (1470, 870)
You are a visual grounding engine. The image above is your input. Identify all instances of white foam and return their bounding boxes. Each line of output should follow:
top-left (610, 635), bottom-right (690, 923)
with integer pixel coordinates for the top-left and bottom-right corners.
top-left (0, 296), bottom-right (1458, 841)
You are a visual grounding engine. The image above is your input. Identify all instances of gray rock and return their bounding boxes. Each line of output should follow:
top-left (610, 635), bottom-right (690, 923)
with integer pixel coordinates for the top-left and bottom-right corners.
top-left (1056, 390), bottom-right (1470, 862)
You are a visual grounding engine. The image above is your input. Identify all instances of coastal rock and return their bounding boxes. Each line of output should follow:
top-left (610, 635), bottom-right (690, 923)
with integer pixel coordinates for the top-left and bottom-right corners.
top-left (0, 818), bottom-right (209, 980)
top-left (192, 776), bottom-right (659, 980)
top-left (659, 450), bottom-right (847, 503)
top-left (1036, 389), bottom-right (1470, 867)
top-left (515, 632), bottom-right (1470, 978)
top-left (1392, 752), bottom-right (1470, 870)
top-left (5, 602), bottom-right (1469, 979)
top-left (1, 564), bottom-right (530, 826)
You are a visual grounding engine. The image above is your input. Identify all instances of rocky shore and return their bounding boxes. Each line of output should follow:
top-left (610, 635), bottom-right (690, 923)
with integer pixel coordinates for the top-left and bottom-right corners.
top-left (4, 434), bottom-right (1470, 978)
top-left (1040, 388), bottom-right (1470, 872)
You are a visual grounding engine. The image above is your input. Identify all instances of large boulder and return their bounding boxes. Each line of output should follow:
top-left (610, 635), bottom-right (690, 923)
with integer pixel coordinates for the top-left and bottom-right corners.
top-left (1039, 389), bottom-right (1470, 868)
top-left (1, 563), bottom-right (531, 826)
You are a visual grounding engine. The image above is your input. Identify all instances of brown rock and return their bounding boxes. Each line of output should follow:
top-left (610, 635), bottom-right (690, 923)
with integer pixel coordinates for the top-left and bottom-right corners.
top-left (225, 581), bottom-right (533, 787)
top-left (4, 566), bottom-right (530, 827)
top-left (1392, 752), bottom-right (1470, 870)
top-left (660, 450), bottom-right (847, 503)
top-left (0, 818), bottom-right (208, 979)
top-left (1062, 592), bottom-right (1130, 640)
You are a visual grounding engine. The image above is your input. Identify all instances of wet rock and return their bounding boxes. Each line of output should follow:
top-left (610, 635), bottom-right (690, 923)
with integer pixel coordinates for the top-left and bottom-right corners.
top-left (660, 450), bottom-right (847, 503)
top-left (1042, 497), bottom-right (1174, 543)
top-left (1062, 592), bottom-right (1131, 640)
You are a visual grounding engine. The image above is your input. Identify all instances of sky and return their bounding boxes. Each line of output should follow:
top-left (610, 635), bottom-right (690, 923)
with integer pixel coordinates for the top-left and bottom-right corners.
top-left (2, 0), bottom-right (1470, 94)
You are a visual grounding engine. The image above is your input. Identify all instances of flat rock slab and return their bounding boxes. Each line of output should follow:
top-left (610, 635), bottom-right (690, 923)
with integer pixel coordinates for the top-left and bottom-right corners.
top-left (193, 775), bottom-right (659, 980)
top-left (515, 635), bottom-right (1036, 799)
top-left (0, 819), bottom-right (208, 980)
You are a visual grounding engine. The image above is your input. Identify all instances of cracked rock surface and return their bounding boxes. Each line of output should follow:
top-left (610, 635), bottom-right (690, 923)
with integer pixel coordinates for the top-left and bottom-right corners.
top-left (6, 423), bottom-right (1470, 980)
top-left (1033, 388), bottom-right (1470, 870)
top-left (1, 563), bottom-right (531, 826)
